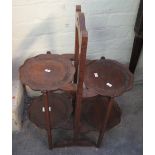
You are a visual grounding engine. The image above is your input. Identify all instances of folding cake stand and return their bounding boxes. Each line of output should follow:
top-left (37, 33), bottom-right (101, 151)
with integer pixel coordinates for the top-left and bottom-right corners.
top-left (19, 5), bottom-right (133, 149)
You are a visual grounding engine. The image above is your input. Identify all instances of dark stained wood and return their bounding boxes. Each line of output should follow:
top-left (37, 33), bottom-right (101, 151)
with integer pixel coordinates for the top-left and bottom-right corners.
top-left (73, 6), bottom-right (88, 140)
top-left (74, 5), bottom-right (81, 83)
top-left (43, 91), bottom-right (52, 149)
top-left (61, 53), bottom-right (75, 61)
top-left (81, 96), bottom-right (121, 131)
top-left (129, 0), bottom-right (143, 73)
top-left (134, 0), bottom-right (143, 38)
top-left (19, 54), bottom-right (75, 91)
top-left (28, 92), bottom-right (72, 129)
top-left (97, 97), bottom-right (114, 147)
top-left (19, 4), bottom-right (134, 149)
top-left (129, 36), bottom-right (143, 73)
top-left (19, 53), bottom-right (75, 149)
top-left (28, 94), bottom-right (121, 133)
top-left (85, 59), bottom-right (134, 97)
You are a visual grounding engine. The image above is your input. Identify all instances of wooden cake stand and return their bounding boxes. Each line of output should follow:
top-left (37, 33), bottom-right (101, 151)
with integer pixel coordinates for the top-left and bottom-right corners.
top-left (19, 5), bottom-right (134, 149)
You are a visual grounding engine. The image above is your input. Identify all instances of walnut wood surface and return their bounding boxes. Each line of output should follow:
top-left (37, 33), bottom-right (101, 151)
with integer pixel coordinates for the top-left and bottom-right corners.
top-left (19, 4), bottom-right (134, 149)
top-left (84, 59), bottom-right (134, 97)
top-left (28, 93), bottom-right (121, 133)
top-left (28, 92), bottom-right (72, 129)
top-left (19, 54), bottom-right (75, 91)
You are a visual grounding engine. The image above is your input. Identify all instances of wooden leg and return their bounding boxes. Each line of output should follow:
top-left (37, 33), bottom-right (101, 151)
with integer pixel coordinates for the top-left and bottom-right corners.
top-left (74, 93), bottom-right (82, 140)
top-left (96, 97), bottom-right (113, 147)
top-left (43, 91), bottom-right (52, 149)
top-left (129, 35), bottom-right (143, 73)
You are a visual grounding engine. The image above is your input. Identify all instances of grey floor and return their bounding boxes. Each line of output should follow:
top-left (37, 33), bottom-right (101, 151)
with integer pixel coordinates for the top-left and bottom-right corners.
top-left (12, 83), bottom-right (143, 155)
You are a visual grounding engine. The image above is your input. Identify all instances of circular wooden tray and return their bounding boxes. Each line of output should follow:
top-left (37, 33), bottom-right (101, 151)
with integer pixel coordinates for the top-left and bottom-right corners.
top-left (19, 54), bottom-right (75, 91)
top-left (84, 59), bottom-right (133, 97)
top-left (28, 92), bottom-right (73, 129)
top-left (81, 95), bottom-right (122, 131)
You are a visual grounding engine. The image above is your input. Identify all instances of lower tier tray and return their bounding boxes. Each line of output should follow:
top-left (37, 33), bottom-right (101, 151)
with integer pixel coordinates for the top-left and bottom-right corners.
top-left (81, 95), bottom-right (122, 131)
top-left (28, 92), bottom-right (73, 129)
top-left (28, 93), bottom-right (121, 132)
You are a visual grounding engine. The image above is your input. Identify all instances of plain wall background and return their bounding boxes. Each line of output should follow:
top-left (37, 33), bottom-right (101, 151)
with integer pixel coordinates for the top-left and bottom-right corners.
top-left (12, 0), bottom-right (142, 82)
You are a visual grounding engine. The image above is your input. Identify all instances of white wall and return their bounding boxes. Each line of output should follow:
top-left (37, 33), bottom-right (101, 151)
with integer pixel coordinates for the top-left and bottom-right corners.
top-left (13, 0), bottom-right (142, 81)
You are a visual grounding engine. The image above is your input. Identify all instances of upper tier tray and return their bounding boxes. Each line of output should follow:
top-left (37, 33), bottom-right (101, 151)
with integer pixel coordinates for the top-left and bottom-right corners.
top-left (19, 54), bottom-right (75, 91)
top-left (84, 58), bottom-right (134, 97)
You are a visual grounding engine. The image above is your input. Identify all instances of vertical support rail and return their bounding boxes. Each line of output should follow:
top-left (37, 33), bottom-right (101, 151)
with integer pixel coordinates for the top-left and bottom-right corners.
top-left (74, 5), bottom-right (81, 84)
top-left (72, 5), bottom-right (81, 117)
top-left (74, 5), bottom-right (81, 83)
top-left (43, 91), bottom-right (52, 149)
top-left (74, 27), bottom-right (80, 83)
top-left (74, 8), bottom-right (88, 140)
top-left (97, 97), bottom-right (113, 147)
top-left (74, 36), bottom-right (88, 140)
